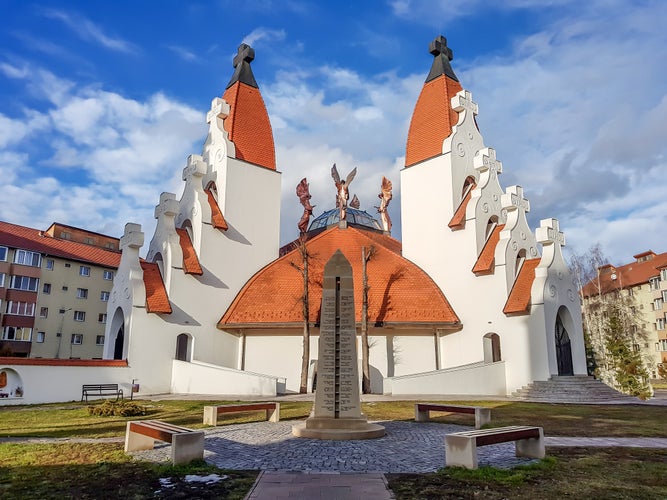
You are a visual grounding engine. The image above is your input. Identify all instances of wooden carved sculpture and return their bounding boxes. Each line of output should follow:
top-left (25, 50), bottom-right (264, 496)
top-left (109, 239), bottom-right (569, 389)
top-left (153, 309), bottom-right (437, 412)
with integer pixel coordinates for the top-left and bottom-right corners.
top-left (376, 176), bottom-right (393, 232)
top-left (296, 178), bottom-right (315, 234)
top-left (331, 164), bottom-right (357, 221)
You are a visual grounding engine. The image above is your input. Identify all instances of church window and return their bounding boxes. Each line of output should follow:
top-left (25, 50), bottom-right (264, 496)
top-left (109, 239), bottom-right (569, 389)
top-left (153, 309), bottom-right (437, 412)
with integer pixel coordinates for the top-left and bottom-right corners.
top-left (485, 216), bottom-right (498, 240)
top-left (515, 249), bottom-right (526, 277)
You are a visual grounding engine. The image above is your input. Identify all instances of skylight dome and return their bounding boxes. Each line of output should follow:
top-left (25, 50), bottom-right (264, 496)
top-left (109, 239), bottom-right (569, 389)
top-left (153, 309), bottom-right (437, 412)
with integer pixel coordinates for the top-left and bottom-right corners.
top-left (308, 208), bottom-right (382, 232)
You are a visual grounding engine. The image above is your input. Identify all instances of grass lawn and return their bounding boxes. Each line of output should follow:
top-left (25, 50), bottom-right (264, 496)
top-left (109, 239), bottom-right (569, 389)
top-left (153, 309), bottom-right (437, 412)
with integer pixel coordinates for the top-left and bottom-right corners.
top-left (1, 398), bottom-right (666, 498)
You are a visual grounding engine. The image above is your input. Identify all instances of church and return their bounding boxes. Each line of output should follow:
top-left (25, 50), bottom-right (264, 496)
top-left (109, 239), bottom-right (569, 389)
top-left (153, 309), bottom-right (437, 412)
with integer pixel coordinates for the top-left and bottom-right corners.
top-left (99, 36), bottom-right (587, 398)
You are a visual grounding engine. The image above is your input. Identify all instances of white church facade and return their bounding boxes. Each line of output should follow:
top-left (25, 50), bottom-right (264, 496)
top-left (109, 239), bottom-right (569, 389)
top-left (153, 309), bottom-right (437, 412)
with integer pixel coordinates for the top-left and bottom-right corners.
top-left (0, 37), bottom-right (587, 404)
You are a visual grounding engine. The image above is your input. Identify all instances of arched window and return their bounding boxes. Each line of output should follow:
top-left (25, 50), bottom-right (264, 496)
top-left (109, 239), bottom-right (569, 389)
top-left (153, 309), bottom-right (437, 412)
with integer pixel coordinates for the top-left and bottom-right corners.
top-left (462, 176), bottom-right (476, 198)
top-left (485, 216), bottom-right (498, 240)
top-left (175, 333), bottom-right (192, 362)
top-left (483, 333), bottom-right (501, 363)
top-left (515, 249), bottom-right (526, 277)
top-left (555, 307), bottom-right (574, 375)
top-left (109, 307), bottom-right (125, 360)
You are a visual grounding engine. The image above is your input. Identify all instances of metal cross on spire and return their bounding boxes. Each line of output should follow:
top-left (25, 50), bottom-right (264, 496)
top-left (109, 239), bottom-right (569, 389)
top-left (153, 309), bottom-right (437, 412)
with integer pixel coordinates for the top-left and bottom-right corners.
top-left (426, 34), bottom-right (459, 83)
top-left (429, 35), bottom-right (453, 60)
top-left (233, 43), bottom-right (255, 68)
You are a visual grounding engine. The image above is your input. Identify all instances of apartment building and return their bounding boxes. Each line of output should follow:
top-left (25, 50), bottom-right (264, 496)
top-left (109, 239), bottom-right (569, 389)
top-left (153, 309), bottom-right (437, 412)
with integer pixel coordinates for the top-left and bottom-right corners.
top-left (581, 250), bottom-right (667, 380)
top-left (0, 221), bottom-right (120, 359)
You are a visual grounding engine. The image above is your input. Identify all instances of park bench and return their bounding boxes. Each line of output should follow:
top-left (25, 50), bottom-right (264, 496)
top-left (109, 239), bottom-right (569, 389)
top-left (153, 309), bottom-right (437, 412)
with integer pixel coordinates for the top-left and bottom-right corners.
top-left (124, 420), bottom-right (204, 465)
top-left (81, 383), bottom-right (123, 402)
top-left (445, 425), bottom-right (544, 469)
top-left (415, 403), bottom-right (491, 429)
top-left (203, 402), bottom-right (280, 426)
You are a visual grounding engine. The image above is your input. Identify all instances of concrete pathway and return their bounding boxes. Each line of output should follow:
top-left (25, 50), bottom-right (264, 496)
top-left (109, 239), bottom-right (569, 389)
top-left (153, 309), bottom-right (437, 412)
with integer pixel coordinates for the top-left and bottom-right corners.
top-left (246, 472), bottom-right (394, 499)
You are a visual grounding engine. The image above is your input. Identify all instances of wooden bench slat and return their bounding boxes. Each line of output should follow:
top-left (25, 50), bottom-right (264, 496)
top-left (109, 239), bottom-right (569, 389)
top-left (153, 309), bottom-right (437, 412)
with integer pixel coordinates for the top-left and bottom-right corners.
top-left (129, 420), bottom-right (196, 443)
top-left (216, 403), bottom-right (276, 413)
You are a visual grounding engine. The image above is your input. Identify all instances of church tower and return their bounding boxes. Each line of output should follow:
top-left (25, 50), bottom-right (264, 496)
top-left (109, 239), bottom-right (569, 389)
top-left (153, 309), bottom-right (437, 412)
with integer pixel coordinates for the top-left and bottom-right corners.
top-left (401, 36), bottom-right (587, 390)
top-left (104, 44), bottom-right (281, 393)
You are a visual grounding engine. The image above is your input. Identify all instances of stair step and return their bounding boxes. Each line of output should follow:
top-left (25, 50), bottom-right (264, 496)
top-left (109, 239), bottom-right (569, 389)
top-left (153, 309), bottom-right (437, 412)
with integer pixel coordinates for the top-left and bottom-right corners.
top-left (512, 376), bottom-right (640, 403)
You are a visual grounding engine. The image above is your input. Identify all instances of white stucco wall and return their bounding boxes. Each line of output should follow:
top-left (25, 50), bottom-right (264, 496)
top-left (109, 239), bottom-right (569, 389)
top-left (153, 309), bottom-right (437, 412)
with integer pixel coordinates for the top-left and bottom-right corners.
top-left (170, 359), bottom-right (279, 396)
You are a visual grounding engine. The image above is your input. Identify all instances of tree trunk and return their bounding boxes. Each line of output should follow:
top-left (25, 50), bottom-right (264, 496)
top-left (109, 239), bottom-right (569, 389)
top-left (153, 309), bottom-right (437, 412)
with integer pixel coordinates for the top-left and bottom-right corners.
top-left (361, 246), bottom-right (372, 394)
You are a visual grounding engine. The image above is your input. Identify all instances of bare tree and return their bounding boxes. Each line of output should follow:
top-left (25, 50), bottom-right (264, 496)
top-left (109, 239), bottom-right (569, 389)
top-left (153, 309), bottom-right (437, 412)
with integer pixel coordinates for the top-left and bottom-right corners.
top-left (361, 245), bottom-right (376, 394)
top-left (290, 237), bottom-right (311, 394)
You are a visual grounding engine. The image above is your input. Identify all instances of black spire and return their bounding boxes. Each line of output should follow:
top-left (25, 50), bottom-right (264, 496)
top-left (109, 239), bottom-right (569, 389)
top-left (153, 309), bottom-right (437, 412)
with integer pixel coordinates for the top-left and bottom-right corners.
top-left (226, 43), bottom-right (259, 89)
top-left (425, 35), bottom-right (459, 83)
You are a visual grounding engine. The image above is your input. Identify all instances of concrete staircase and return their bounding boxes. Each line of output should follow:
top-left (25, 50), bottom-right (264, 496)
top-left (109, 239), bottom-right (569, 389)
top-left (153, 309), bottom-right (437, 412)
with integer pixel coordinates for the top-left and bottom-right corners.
top-left (512, 375), bottom-right (641, 403)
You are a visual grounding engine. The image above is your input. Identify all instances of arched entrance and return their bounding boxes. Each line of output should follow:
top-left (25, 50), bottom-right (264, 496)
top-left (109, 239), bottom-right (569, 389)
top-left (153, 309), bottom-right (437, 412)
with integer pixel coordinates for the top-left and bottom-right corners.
top-left (113, 325), bottom-right (124, 360)
top-left (175, 333), bottom-right (192, 361)
top-left (483, 333), bottom-right (502, 363)
top-left (555, 307), bottom-right (574, 375)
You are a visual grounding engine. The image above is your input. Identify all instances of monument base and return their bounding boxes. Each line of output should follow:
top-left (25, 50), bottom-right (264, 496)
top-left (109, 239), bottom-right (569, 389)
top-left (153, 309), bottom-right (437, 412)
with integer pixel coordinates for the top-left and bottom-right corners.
top-left (292, 417), bottom-right (385, 440)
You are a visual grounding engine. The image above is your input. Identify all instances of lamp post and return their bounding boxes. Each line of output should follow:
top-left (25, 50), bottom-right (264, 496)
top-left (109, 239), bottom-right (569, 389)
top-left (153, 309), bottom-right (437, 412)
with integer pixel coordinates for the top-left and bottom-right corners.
top-left (55, 308), bottom-right (72, 359)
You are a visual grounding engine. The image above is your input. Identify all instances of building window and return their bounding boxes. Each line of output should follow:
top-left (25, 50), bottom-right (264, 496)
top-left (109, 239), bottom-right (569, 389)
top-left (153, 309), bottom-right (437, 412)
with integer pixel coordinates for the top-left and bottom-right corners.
top-left (60, 231), bottom-right (71, 240)
top-left (36, 331), bottom-right (45, 343)
top-left (105, 242), bottom-right (116, 250)
top-left (79, 266), bottom-right (90, 277)
top-left (662, 269), bottom-right (667, 281)
top-left (6, 301), bottom-right (35, 316)
top-left (103, 270), bottom-right (114, 280)
top-left (76, 288), bottom-right (88, 299)
top-left (657, 318), bottom-right (666, 331)
top-left (13, 249), bottom-right (42, 267)
top-left (64, 263), bottom-right (71, 268)
top-left (655, 298), bottom-right (664, 311)
top-left (649, 277), bottom-right (661, 291)
top-left (45, 259), bottom-right (54, 270)
top-left (9, 275), bottom-right (39, 292)
top-left (43, 283), bottom-right (51, 294)
top-left (73, 311), bottom-right (86, 322)
top-left (658, 339), bottom-right (667, 351)
top-left (62, 286), bottom-right (68, 291)
top-left (71, 334), bottom-right (83, 344)
top-left (2, 326), bottom-right (32, 341)
top-left (40, 307), bottom-right (48, 318)
top-left (662, 290), bottom-right (667, 302)
top-left (627, 287), bottom-right (634, 297)
top-left (0, 246), bottom-right (7, 261)
top-left (100, 291), bottom-right (110, 301)
top-left (96, 335), bottom-right (105, 345)
top-left (84, 237), bottom-right (94, 245)
top-left (98, 313), bottom-right (107, 323)
top-left (0, 273), bottom-right (5, 288)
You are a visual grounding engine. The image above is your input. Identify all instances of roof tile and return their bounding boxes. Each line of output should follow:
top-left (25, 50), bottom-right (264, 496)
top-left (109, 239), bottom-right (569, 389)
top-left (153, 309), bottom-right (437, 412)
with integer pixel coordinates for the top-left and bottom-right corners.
top-left (503, 258), bottom-right (541, 315)
top-left (176, 228), bottom-right (203, 275)
top-left (472, 224), bottom-right (505, 275)
top-left (140, 261), bottom-right (172, 314)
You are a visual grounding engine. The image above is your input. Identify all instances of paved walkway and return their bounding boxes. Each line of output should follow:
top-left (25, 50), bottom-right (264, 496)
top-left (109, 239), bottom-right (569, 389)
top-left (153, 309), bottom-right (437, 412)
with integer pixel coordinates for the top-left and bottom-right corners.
top-left (246, 472), bottom-right (394, 499)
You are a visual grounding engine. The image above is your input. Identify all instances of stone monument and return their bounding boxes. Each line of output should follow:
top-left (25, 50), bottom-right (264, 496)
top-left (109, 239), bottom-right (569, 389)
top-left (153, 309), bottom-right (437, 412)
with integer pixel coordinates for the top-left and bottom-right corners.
top-left (292, 250), bottom-right (385, 440)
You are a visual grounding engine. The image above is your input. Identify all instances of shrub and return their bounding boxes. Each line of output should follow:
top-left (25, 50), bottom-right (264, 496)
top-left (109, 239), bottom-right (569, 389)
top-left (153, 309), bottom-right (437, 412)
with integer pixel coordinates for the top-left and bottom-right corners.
top-left (88, 400), bottom-right (147, 417)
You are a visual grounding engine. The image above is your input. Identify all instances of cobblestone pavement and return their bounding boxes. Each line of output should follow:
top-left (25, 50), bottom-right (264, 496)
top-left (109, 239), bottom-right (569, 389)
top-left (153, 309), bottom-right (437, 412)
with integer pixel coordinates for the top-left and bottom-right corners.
top-left (134, 420), bottom-right (538, 472)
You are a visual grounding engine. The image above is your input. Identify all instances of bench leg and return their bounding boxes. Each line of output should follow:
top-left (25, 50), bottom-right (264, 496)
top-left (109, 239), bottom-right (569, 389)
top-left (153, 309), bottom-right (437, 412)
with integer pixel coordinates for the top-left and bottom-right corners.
top-left (515, 429), bottom-right (545, 459)
top-left (474, 408), bottom-right (491, 429)
top-left (445, 435), bottom-right (478, 469)
top-left (202, 406), bottom-right (218, 426)
top-left (267, 403), bottom-right (280, 423)
top-left (414, 405), bottom-right (429, 422)
top-left (172, 432), bottom-right (205, 465)
top-left (124, 422), bottom-right (156, 452)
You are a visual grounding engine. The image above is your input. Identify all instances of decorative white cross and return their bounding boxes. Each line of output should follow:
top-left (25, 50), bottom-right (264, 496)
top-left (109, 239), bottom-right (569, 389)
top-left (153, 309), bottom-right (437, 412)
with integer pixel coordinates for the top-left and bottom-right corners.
top-left (537, 218), bottom-right (566, 247)
top-left (501, 185), bottom-right (530, 213)
top-left (206, 97), bottom-right (230, 124)
top-left (182, 154), bottom-right (206, 182)
top-left (451, 89), bottom-right (478, 116)
top-left (473, 147), bottom-right (503, 176)
top-left (120, 223), bottom-right (144, 250)
top-left (154, 192), bottom-right (178, 219)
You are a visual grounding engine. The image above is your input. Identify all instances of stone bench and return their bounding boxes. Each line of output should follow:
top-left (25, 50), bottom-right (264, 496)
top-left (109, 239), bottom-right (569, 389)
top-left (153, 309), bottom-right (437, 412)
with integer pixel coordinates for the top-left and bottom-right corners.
top-left (415, 403), bottom-right (491, 429)
top-left (124, 420), bottom-right (204, 465)
top-left (445, 425), bottom-right (545, 469)
top-left (203, 402), bottom-right (280, 426)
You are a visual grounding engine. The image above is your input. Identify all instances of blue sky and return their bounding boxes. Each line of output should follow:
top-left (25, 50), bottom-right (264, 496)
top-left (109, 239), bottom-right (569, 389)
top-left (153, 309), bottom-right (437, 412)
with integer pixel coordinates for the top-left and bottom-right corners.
top-left (1, 0), bottom-right (665, 265)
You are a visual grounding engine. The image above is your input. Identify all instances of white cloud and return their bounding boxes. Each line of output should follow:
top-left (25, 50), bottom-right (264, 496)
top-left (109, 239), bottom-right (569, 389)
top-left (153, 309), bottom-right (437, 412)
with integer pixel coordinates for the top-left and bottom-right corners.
top-left (241, 28), bottom-right (287, 47)
top-left (41, 8), bottom-right (136, 53)
top-left (165, 45), bottom-right (200, 62)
